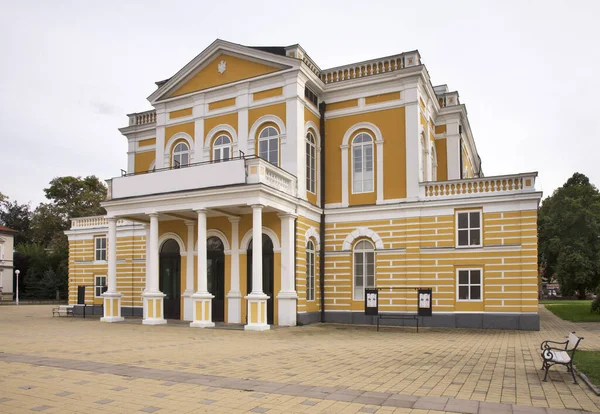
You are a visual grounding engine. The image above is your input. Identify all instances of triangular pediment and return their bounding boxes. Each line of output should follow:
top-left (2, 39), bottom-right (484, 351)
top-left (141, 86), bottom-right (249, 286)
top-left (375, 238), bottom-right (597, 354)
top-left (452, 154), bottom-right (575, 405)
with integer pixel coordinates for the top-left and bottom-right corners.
top-left (150, 40), bottom-right (297, 103)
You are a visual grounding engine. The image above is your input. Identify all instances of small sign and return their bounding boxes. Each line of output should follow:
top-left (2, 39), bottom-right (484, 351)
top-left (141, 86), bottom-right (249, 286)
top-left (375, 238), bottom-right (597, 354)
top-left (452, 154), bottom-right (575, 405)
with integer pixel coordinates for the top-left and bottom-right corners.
top-left (365, 288), bottom-right (378, 316)
top-left (418, 288), bottom-right (432, 317)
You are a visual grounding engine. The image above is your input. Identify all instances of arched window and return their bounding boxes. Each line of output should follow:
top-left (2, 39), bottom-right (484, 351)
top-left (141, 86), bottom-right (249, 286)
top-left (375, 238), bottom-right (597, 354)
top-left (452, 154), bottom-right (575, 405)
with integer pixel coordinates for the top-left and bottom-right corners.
top-left (173, 142), bottom-right (189, 168)
top-left (419, 133), bottom-right (427, 181)
top-left (258, 126), bottom-right (279, 166)
top-left (306, 132), bottom-right (316, 193)
top-left (213, 135), bottom-right (231, 162)
top-left (306, 240), bottom-right (315, 301)
top-left (352, 132), bottom-right (374, 193)
top-left (353, 239), bottom-right (375, 300)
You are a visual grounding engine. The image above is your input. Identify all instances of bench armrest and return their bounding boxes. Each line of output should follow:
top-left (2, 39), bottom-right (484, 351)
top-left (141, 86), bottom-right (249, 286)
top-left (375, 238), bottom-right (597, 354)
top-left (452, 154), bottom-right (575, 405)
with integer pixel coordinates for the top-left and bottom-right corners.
top-left (541, 340), bottom-right (568, 351)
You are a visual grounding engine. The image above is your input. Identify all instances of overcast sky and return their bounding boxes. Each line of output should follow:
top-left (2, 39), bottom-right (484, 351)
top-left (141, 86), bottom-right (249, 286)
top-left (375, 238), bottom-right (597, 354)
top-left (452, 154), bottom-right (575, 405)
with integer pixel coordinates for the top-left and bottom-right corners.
top-left (1, 0), bottom-right (598, 207)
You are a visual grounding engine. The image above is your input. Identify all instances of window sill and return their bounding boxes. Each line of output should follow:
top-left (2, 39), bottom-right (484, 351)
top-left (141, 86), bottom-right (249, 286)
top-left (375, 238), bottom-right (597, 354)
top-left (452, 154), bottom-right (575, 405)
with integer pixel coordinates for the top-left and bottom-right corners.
top-left (455, 245), bottom-right (483, 249)
top-left (93, 260), bottom-right (108, 265)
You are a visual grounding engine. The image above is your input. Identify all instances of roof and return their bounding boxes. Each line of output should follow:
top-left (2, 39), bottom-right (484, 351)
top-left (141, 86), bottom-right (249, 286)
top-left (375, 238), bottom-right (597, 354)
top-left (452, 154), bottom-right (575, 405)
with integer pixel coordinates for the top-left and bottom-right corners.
top-left (0, 225), bottom-right (17, 234)
top-left (246, 46), bottom-right (287, 57)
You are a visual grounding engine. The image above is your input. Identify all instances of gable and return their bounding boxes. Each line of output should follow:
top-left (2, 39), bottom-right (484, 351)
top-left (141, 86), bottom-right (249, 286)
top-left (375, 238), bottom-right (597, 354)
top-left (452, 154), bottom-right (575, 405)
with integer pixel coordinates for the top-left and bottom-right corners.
top-left (169, 53), bottom-right (282, 98)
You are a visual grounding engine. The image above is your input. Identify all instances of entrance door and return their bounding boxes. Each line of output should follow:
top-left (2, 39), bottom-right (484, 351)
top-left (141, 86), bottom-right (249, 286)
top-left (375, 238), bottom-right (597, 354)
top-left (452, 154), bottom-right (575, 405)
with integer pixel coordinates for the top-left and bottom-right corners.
top-left (247, 234), bottom-right (274, 324)
top-left (159, 239), bottom-right (181, 320)
top-left (207, 236), bottom-right (225, 322)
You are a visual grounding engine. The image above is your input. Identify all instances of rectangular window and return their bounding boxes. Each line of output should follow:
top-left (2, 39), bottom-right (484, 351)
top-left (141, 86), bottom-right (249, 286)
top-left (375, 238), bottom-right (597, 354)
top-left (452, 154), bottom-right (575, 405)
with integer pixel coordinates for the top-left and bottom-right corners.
top-left (306, 248), bottom-right (315, 301)
top-left (353, 249), bottom-right (375, 300)
top-left (352, 144), bottom-right (374, 193)
top-left (95, 236), bottom-right (107, 261)
top-left (456, 211), bottom-right (481, 247)
top-left (94, 275), bottom-right (107, 298)
top-left (457, 269), bottom-right (482, 301)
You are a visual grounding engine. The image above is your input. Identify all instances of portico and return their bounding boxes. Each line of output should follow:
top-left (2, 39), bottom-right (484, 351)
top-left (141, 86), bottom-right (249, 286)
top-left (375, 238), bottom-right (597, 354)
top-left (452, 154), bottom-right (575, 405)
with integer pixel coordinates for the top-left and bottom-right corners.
top-left (100, 185), bottom-right (299, 329)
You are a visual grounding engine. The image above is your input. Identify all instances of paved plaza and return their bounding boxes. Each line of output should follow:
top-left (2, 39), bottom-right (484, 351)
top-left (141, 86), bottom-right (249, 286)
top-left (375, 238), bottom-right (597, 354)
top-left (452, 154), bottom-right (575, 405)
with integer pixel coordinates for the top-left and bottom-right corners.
top-left (0, 306), bottom-right (599, 413)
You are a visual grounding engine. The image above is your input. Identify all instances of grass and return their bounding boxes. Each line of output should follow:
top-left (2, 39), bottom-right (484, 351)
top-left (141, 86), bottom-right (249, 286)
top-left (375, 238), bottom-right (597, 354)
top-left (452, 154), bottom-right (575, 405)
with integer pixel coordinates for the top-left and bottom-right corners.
top-left (544, 300), bottom-right (600, 322)
top-left (575, 351), bottom-right (600, 387)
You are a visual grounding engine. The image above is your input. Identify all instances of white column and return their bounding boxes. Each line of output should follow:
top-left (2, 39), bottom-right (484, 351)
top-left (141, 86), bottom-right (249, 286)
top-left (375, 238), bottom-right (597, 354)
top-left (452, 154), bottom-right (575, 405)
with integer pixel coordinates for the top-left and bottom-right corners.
top-left (277, 213), bottom-right (298, 326)
top-left (101, 217), bottom-right (124, 323)
top-left (226, 217), bottom-right (242, 323)
top-left (143, 225), bottom-right (150, 320)
top-left (142, 212), bottom-right (166, 325)
top-left (155, 105), bottom-right (166, 168)
top-left (405, 102), bottom-right (420, 200)
top-left (237, 86), bottom-right (249, 157)
top-left (446, 122), bottom-right (461, 180)
top-left (376, 141), bottom-right (384, 204)
top-left (182, 220), bottom-right (195, 321)
top-left (341, 145), bottom-right (349, 207)
top-left (245, 205), bottom-right (269, 331)
top-left (190, 209), bottom-right (215, 328)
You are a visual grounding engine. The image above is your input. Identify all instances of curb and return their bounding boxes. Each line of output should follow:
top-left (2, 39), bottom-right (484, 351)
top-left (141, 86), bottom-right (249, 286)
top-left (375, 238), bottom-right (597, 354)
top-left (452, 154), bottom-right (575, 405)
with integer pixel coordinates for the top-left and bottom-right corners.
top-left (574, 366), bottom-right (600, 396)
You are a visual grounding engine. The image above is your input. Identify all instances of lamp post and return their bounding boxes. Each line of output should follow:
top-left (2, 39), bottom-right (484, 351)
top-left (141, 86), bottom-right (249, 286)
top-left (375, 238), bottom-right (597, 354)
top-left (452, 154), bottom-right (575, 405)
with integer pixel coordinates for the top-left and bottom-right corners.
top-left (15, 269), bottom-right (20, 306)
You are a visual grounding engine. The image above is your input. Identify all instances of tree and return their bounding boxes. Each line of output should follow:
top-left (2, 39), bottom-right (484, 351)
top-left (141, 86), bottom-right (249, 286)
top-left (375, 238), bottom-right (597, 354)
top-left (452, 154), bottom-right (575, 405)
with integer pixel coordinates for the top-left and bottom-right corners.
top-left (44, 176), bottom-right (107, 221)
top-left (539, 173), bottom-right (600, 298)
top-left (0, 198), bottom-right (32, 245)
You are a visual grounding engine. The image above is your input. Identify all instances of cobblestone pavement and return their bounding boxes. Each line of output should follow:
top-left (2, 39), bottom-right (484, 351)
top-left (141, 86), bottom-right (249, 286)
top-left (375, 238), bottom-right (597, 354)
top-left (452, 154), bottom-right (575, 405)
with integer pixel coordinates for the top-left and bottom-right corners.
top-left (0, 305), bottom-right (598, 413)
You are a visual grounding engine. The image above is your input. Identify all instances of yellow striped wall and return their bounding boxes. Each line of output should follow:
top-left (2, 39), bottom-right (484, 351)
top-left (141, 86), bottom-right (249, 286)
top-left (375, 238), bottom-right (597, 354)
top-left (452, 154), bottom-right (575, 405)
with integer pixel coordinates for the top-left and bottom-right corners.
top-left (324, 209), bottom-right (538, 314)
top-left (295, 216), bottom-right (321, 314)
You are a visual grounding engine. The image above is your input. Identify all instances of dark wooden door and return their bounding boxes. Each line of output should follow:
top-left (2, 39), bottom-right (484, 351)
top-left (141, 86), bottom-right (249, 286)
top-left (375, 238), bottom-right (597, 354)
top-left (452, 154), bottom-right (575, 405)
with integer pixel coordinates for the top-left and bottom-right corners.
top-left (159, 240), bottom-right (181, 320)
top-left (247, 235), bottom-right (274, 324)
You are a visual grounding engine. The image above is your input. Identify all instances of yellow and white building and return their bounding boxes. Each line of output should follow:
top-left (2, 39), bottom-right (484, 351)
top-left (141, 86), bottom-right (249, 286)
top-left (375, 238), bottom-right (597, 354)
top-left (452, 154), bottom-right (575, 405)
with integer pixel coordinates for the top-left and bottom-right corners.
top-left (66, 39), bottom-right (542, 330)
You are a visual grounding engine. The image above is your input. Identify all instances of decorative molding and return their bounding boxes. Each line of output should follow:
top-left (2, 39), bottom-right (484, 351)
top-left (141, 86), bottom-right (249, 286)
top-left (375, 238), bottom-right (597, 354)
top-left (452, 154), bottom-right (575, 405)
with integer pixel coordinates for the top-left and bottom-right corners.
top-left (158, 232), bottom-right (186, 253)
top-left (194, 229), bottom-right (231, 251)
top-left (342, 227), bottom-right (384, 250)
top-left (247, 114), bottom-right (287, 155)
top-left (304, 227), bottom-right (321, 251)
top-left (239, 226), bottom-right (281, 252)
top-left (164, 132), bottom-right (194, 165)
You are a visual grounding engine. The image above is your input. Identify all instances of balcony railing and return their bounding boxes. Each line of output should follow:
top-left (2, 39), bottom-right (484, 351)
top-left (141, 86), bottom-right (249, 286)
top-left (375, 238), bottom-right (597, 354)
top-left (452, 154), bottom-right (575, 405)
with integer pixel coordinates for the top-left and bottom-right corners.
top-left (70, 216), bottom-right (133, 229)
top-left (127, 110), bottom-right (156, 126)
top-left (421, 173), bottom-right (537, 199)
top-left (320, 51), bottom-right (420, 85)
top-left (106, 155), bottom-right (297, 201)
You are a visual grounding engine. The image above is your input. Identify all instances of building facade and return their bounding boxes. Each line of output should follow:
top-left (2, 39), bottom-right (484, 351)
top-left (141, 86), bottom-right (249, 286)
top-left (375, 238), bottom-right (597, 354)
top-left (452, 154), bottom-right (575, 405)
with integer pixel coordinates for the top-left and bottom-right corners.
top-left (66, 39), bottom-right (542, 330)
top-left (0, 225), bottom-right (16, 301)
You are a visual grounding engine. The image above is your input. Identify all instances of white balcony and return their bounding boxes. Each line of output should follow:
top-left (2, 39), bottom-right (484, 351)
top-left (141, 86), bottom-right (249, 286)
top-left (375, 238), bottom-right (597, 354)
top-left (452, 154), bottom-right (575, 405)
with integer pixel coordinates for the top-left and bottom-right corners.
top-left (106, 157), bottom-right (297, 200)
top-left (420, 172), bottom-right (538, 200)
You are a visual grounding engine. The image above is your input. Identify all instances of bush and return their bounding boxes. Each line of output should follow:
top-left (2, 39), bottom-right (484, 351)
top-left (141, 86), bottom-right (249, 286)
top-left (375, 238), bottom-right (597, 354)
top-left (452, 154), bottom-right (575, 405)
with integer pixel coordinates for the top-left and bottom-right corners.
top-left (592, 288), bottom-right (600, 314)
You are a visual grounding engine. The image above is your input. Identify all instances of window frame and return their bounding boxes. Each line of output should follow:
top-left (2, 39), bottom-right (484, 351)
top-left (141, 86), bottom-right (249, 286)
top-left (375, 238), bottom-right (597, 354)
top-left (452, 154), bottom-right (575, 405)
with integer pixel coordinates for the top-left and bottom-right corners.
top-left (94, 275), bottom-right (107, 298)
top-left (258, 126), bottom-right (280, 167)
top-left (306, 132), bottom-right (316, 194)
top-left (352, 239), bottom-right (375, 301)
top-left (212, 134), bottom-right (232, 163)
top-left (94, 236), bottom-right (107, 262)
top-left (456, 268), bottom-right (483, 302)
top-left (351, 132), bottom-right (374, 194)
top-left (172, 142), bottom-right (190, 168)
top-left (306, 240), bottom-right (315, 301)
top-left (455, 210), bottom-right (482, 248)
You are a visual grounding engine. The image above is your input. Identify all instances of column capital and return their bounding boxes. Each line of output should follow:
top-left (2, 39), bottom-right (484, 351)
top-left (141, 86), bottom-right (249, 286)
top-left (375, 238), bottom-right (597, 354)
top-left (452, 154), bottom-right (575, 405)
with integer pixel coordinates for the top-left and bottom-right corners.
top-left (228, 216), bottom-right (241, 224)
top-left (250, 204), bottom-right (264, 210)
top-left (147, 212), bottom-right (159, 218)
top-left (194, 208), bottom-right (207, 214)
top-left (277, 212), bottom-right (297, 220)
top-left (106, 216), bottom-right (118, 222)
top-left (184, 220), bottom-right (196, 227)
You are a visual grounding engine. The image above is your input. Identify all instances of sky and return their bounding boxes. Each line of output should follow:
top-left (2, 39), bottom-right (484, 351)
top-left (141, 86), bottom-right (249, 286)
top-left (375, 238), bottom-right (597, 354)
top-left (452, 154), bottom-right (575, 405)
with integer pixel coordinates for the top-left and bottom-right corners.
top-left (0, 0), bottom-right (599, 207)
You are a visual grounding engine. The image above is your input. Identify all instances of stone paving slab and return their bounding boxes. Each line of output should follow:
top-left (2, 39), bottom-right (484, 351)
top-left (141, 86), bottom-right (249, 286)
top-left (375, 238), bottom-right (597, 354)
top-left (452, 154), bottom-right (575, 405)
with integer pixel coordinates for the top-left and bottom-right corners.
top-left (0, 305), bottom-right (598, 413)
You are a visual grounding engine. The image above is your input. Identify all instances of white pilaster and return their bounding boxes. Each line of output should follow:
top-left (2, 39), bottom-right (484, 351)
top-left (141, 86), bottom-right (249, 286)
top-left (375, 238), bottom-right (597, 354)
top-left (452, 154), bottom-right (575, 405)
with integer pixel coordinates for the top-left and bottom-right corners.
top-left (226, 217), bottom-right (242, 323)
top-left (245, 204), bottom-right (269, 331)
top-left (284, 76), bottom-right (306, 198)
top-left (277, 213), bottom-right (298, 326)
top-left (190, 209), bottom-right (215, 328)
top-left (183, 220), bottom-right (195, 321)
top-left (446, 122), bottom-right (461, 180)
top-left (143, 212), bottom-right (166, 325)
top-left (405, 103), bottom-right (420, 200)
top-left (193, 95), bottom-right (205, 162)
top-left (340, 145), bottom-right (349, 207)
top-left (155, 105), bottom-right (166, 169)
top-left (127, 140), bottom-right (136, 174)
top-left (376, 141), bottom-right (384, 204)
top-left (101, 217), bottom-right (124, 322)
top-left (237, 86), bottom-right (249, 157)
top-left (143, 225), bottom-right (150, 320)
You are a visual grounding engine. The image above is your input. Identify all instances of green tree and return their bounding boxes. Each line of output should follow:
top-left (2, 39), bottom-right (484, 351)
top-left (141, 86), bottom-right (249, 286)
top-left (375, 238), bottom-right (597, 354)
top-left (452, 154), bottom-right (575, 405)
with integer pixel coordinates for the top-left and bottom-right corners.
top-left (539, 173), bottom-right (600, 298)
top-left (0, 198), bottom-right (32, 245)
top-left (44, 176), bottom-right (107, 221)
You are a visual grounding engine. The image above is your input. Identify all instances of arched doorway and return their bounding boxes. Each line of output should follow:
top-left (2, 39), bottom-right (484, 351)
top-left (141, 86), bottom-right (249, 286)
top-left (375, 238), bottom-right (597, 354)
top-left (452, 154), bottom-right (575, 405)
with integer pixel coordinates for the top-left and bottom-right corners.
top-left (207, 236), bottom-right (225, 322)
top-left (159, 239), bottom-right (181, 320)
top-left (247, 234), bottom-right (274, 324)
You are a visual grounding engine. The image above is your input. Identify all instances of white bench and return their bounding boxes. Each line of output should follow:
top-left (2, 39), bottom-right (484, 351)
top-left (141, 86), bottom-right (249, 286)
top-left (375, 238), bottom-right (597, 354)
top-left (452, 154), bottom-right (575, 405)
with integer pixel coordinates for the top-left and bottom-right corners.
top-left (52, 305), bottom-right (74, 317)
top-left (540, 332), bottom-right (583, 384)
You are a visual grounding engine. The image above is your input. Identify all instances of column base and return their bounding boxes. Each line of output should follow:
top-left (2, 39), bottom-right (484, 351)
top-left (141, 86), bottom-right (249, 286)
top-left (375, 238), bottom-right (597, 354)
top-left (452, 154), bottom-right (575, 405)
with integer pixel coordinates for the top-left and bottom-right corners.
top-left (101, 292), bottom-right (124, 322)
top-left (190, 292), bottom-right (215, 328)
top-left (143, 291), bottom-right (166, 325)
top-left (182, 290), bottom-right (194, 321)
top-left (226, 290), bottom-right (242, 324)
top-left (277, 290), bottom-right (298, 327)
top-left (245, 293), bottom-right (270, 331)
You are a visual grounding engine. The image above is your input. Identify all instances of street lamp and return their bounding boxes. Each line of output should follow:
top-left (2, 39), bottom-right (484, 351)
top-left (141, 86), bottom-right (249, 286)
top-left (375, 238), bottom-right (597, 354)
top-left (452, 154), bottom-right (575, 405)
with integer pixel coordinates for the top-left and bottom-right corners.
top-left (15, 269), bottom-right (20, 306)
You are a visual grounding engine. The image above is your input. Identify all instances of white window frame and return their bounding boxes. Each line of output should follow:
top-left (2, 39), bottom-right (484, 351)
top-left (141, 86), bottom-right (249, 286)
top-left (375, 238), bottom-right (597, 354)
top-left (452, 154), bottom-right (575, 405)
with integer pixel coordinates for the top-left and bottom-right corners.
top-left (456, 268), bottom-right (483, 302)
top-left (213, 134), bottom-right (232, 163)
top-left (456, 210), bottom-right (482, 248)
top-left (306, 240), bottom-right (315, 301)
top-left (351, 133), bottom-right (374, 194)
top-left (306, 132), bottom-right (316, 194)
top-left (258, 126), bottom-right (279, 166)
top-left (94, 275), bottom-right (107, 298)
top-left (431, 144), bottom-right (438, 181)
top-left (94, 236), bottom-right (107, 262)
top-left (353, 239), bottom-right (375, 301)
top-left (172, 142), bottom-right (190, 168)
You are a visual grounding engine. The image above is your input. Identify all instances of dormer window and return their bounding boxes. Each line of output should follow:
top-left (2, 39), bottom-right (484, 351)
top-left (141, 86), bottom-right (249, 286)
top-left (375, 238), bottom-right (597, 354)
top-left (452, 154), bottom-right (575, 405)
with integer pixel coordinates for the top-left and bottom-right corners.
top-left (173, 142), bottom-right (189, 168)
